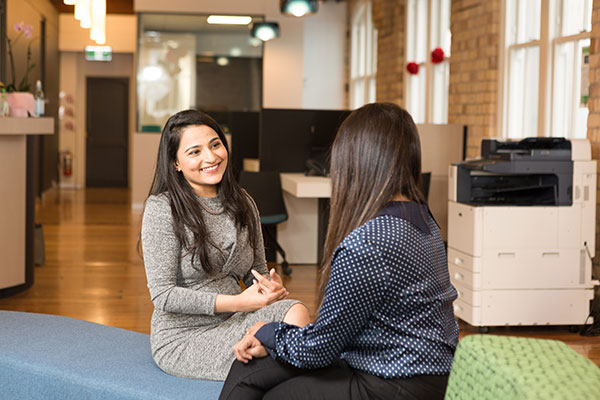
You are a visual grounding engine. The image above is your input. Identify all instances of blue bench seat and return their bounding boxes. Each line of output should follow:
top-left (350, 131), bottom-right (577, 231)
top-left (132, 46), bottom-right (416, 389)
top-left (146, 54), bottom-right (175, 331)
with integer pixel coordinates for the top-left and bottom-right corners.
top-left (0, 311), bottom-right (224, 399)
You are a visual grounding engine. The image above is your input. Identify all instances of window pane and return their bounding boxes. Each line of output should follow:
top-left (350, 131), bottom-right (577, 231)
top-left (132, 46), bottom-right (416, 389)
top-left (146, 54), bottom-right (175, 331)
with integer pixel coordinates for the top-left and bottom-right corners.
top-left (407, 66), bottom-right (427, 123)
top-left (368, 77), bottom-right (376, 103)
top-left (431, 61), bottom-right (449, 123)
top-left (358, 20), bottom-right (366, 76)
top-left (552, 39), bottom-right (589, 138)
top-left (352, 79), bottom-right (365, 109)
top-left (429, 0), bottom-right (451, 55)
top-left (440, 0), bottom-right (452, 55)
top-left (561, 0), bottom-right (593, 36)
top-left (415, 0), bottom-right (428, 63)
top-left (406, 0), bottom-right (417, 61)
top-left (507, 0), bottom-right (541, 45)
top-left (351, 24), bottom-right (359, 78)
top-left (507, 46), bottom-right (539, 138)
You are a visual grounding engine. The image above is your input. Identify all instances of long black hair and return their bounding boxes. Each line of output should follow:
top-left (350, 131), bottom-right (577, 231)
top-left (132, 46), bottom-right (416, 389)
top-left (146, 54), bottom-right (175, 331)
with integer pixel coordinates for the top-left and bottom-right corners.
top-left (145, 109), bottom-right (260, 274)
top-left (318, 102), bottom-right (425, 308)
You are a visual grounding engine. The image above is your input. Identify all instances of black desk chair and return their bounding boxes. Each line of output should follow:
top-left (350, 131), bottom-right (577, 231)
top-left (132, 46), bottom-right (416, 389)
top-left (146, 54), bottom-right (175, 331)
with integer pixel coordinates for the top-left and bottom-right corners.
top-left (421, 172), bottom-right (431, 201)
top-left (238, 171), bottom-right (292, 275)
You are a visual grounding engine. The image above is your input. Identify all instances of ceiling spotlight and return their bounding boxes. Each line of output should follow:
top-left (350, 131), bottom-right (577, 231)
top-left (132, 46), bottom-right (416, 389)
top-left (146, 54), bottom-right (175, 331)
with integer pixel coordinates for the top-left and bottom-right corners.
top-left (251, 22), bottom-right (280, 42)
top-left (216, 56), bottom-right (230, 66)
top-left (280, 0), bottom-right (318, 17)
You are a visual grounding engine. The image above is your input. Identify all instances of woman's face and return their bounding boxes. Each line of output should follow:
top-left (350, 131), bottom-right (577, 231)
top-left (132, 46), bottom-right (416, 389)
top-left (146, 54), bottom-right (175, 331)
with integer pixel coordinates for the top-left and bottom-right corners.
top-left (175, 124), bottom-right (228, 197)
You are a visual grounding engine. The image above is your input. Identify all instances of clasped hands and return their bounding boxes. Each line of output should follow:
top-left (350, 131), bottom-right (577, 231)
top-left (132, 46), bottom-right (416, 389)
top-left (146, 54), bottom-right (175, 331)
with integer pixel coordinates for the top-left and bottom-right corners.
top-left (233, 321), bottom-right (268, 363)
top-left (238, 268), bottom-right (288, 312)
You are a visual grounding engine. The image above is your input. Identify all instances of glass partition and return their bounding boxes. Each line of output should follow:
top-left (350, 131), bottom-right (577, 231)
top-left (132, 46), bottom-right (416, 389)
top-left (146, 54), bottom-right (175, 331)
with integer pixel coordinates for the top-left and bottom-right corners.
top-left (137, 13), bottom-right (264, 132)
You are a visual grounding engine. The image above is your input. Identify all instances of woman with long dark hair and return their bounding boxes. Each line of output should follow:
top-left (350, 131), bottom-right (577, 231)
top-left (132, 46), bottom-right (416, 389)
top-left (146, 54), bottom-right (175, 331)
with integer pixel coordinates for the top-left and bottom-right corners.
top-left (140, 109), bottom-right (310, 381)
top-left (219, 103), bottom-right (459, 399)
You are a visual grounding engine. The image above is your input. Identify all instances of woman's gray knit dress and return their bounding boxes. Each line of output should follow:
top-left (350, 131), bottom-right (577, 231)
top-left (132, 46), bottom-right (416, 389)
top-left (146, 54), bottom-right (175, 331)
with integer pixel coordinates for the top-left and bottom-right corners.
top-left (141, 193), bottom-right (299, 381)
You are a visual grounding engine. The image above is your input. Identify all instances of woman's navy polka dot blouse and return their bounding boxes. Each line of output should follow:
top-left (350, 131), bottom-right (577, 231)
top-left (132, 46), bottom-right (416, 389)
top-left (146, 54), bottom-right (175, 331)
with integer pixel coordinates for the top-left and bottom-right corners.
top-left (256, 201), bottom-right (459, 379)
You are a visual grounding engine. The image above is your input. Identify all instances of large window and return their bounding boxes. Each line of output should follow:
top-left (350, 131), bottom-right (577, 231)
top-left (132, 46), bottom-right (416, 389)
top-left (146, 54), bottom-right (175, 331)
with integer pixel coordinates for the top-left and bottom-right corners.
top-left (503, 0), bottom-right (592, 139)
top-left (405, 0), bottom-right (451, 123)
top-left (350, 1), bottom-right (377, 109)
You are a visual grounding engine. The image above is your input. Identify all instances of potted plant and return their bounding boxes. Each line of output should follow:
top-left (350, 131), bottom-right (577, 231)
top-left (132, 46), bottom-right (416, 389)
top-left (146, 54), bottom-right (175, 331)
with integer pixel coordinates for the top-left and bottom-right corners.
top-left (5, 22), bottom-right (36, 117)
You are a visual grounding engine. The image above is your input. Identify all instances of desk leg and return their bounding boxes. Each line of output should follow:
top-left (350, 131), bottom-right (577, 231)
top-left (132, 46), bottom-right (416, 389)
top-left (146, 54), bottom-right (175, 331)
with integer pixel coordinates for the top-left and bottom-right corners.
top-left (317, 198), bottom-right (330, 266)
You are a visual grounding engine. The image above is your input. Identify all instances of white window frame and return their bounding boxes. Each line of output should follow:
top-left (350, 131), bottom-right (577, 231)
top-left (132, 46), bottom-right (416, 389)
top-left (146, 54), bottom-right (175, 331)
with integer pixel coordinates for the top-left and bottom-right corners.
top-left (500, 0), bottom-right (592, 139)
top-left (404, 0), bottom-right (451, 124)
top-left (350, 1), bottom-right (378, 109)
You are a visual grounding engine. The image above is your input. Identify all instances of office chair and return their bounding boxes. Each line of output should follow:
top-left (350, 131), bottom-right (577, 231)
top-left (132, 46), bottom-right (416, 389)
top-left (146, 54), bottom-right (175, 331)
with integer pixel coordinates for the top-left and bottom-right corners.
top-left (238, 171), bottom-right (292, 275)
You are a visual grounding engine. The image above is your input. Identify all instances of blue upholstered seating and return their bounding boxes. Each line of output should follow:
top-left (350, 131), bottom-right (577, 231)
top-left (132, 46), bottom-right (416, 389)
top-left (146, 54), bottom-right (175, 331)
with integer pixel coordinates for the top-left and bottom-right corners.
top-left (0, 311), bottom-right (223, 399)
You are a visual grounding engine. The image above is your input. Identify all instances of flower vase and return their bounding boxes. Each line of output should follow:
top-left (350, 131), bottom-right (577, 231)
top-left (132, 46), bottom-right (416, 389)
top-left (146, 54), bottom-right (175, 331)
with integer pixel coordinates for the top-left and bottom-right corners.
top-left (6, 92), bottom-right (34, 117)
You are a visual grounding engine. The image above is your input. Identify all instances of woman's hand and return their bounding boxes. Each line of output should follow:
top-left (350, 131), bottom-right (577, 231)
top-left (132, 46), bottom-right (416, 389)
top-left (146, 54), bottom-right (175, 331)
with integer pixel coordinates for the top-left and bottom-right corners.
top-left (214, 270), bottom-right (287, 313)
top-left (251, 268), bottom-right (288, 299)
top-left (233, 325), bottom-right (268, 363)
top-left (235, 279), bottom-right (287, 312)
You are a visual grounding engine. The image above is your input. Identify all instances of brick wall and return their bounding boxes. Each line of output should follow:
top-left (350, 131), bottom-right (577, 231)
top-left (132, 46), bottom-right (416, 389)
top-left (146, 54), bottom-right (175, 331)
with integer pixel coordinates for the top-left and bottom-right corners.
top-left (588, 0), bottom-right (600, 272)
top-left (371, 0), bottom-right (406, 105)
top-left (447, 0), bottom-right (501, 158)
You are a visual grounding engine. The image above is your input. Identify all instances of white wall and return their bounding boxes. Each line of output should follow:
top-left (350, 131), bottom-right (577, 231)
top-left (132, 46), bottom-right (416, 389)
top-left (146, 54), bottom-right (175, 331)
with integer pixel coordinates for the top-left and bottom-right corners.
top-left (59, 14), bottom-right (137, 53)
top-left (302, 1), bottom-right (347, 109)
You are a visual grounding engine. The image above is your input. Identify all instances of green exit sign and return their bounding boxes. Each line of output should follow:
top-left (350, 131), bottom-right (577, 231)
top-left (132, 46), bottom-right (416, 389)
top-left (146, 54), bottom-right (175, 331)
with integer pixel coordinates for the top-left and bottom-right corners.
top-left (85, 46), bottom-right (112, 62)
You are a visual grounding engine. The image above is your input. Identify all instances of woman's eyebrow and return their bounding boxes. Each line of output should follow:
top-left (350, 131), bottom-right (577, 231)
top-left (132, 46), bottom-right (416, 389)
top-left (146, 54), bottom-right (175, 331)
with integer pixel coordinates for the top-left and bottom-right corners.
top-left (184, 144), bottom-right (200, 152)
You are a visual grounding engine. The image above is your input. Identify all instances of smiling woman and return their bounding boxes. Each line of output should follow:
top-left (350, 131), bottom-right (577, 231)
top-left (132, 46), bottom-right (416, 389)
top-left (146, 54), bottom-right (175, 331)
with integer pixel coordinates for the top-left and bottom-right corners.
top-left (175, 124), bottom-right (229, 197)
top-left (139, 109), bottom-right (310, 381)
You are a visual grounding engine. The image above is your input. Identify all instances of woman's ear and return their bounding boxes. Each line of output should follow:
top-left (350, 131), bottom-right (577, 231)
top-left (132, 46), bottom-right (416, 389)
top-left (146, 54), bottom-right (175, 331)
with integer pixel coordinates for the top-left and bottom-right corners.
top-left (174, 162), bottom-right (181, 172)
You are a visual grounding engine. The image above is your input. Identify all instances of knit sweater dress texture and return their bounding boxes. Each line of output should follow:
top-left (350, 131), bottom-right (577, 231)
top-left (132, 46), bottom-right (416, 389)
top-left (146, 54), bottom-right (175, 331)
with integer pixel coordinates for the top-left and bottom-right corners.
top-left (141, 193), bottom-right (298, 381)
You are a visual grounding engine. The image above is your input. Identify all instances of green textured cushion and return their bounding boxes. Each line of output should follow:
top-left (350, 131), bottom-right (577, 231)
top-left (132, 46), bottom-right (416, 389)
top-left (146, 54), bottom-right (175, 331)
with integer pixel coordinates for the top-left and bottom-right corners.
top-left (445, 335), bottom-right (600, 400)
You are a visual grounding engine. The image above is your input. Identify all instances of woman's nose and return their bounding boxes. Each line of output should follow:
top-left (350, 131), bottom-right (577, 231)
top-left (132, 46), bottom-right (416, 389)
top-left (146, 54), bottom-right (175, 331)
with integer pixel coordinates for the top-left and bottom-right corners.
top-left (203, 148), bottom-right (218, 163)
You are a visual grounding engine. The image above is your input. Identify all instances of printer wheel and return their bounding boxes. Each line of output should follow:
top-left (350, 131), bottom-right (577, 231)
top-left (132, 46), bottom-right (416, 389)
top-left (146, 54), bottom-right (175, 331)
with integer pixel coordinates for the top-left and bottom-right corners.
top-left (478, 326), bottom-right (490, 334)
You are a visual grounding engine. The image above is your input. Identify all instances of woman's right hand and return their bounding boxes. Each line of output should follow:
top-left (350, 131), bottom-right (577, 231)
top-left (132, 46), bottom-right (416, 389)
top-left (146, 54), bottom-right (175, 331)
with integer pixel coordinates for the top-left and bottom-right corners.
top-left (236, 279), bottom-right (287, 312)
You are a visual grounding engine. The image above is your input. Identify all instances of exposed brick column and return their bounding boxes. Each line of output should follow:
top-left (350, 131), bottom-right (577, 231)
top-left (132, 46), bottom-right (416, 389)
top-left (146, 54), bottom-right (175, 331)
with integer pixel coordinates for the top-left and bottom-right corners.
top-left (447, 0), bottom-right (501, 158)
top-left (371, 0), bottom-right (406, 105)
top-left (587, 0), bottom-right (600, 274)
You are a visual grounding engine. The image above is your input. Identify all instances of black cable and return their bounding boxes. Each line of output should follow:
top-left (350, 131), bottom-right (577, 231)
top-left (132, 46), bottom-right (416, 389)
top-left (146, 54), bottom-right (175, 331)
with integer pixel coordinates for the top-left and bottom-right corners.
top-left (579, 242), bottom-right (599, 336)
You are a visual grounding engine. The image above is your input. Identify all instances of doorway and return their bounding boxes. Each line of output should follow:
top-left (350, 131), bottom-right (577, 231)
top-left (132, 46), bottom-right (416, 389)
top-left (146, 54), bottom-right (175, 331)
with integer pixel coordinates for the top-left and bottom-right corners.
top-left (85, 77), bottom-right (129, 187)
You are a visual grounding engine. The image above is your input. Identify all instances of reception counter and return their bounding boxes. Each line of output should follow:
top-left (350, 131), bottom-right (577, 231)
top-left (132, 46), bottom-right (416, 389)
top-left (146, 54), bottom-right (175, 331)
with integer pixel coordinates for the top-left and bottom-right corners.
top-left (0, 117), bottom-right (54, 297)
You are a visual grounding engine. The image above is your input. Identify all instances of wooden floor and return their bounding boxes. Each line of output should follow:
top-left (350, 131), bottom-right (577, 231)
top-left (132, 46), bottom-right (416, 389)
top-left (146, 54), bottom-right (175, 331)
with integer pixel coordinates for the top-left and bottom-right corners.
top-left (0, 187), bottom-right (598, 367)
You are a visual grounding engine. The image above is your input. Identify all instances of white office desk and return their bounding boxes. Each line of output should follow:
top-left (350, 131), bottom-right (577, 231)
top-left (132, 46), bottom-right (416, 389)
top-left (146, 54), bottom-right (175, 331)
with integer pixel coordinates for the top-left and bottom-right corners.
top-left (278, 173), bottom-right (331, 264)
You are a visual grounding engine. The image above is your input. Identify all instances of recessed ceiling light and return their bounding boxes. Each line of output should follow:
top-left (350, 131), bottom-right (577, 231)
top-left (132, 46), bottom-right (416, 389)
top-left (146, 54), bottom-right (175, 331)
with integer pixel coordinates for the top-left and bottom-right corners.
top-left (207, 15), bottom-right (252, 25)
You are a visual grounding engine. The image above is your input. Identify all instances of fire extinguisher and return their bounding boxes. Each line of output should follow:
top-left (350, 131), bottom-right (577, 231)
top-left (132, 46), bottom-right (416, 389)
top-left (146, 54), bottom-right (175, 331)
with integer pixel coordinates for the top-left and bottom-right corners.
top-left (62, 150), bottom-right (73, 177)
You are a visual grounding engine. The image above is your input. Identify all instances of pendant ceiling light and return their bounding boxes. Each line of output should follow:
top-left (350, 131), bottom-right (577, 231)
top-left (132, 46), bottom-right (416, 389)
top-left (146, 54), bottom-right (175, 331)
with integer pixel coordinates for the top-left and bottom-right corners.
top-left (69, 0), bottom-right (106, 45)
top-left (280, 0), bottom-right (318, 17)
top-left (251, 22), bottom-right (280, 42)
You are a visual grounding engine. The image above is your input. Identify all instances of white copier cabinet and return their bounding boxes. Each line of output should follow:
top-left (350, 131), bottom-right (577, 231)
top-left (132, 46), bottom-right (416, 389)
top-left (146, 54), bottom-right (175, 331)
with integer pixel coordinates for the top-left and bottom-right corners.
top-left (447, 139), bottom-right (597, 329)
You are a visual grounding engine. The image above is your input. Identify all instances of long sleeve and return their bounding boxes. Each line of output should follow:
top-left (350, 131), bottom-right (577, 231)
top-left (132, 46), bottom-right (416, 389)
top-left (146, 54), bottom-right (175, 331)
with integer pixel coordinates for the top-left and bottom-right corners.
top-left (242, 192), bottom-right (268, 287)
top-left (141, 195), bottom-right (218, 316)
top-left (257, 232), bottom-right (390, 369)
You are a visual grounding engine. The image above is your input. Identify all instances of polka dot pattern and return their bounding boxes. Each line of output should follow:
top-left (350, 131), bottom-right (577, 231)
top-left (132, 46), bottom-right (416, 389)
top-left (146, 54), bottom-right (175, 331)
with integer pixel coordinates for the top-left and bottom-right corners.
top-left (271, 204), bottom-right (460, 378)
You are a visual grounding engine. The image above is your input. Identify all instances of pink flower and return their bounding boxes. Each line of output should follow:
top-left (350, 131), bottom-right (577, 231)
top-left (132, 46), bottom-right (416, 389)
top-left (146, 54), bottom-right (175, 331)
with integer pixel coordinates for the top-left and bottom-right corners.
top-left (14, 22), bottom-right (25, 33)
top-left (23, 25), bottom-right (34, 39)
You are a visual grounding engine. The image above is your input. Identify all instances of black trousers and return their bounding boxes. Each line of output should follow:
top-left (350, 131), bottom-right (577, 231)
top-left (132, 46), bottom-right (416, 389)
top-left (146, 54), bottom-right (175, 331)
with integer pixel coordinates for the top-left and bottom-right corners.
top-left (219, 357), bottom-right (449, 400)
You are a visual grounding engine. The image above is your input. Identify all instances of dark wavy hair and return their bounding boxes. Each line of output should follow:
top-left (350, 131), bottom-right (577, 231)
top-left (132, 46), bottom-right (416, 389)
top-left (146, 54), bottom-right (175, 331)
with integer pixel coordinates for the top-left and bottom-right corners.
top-left (317, 102), bottom-right (426, 308)
top-left (144, 109), bottom-right (260, 274)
